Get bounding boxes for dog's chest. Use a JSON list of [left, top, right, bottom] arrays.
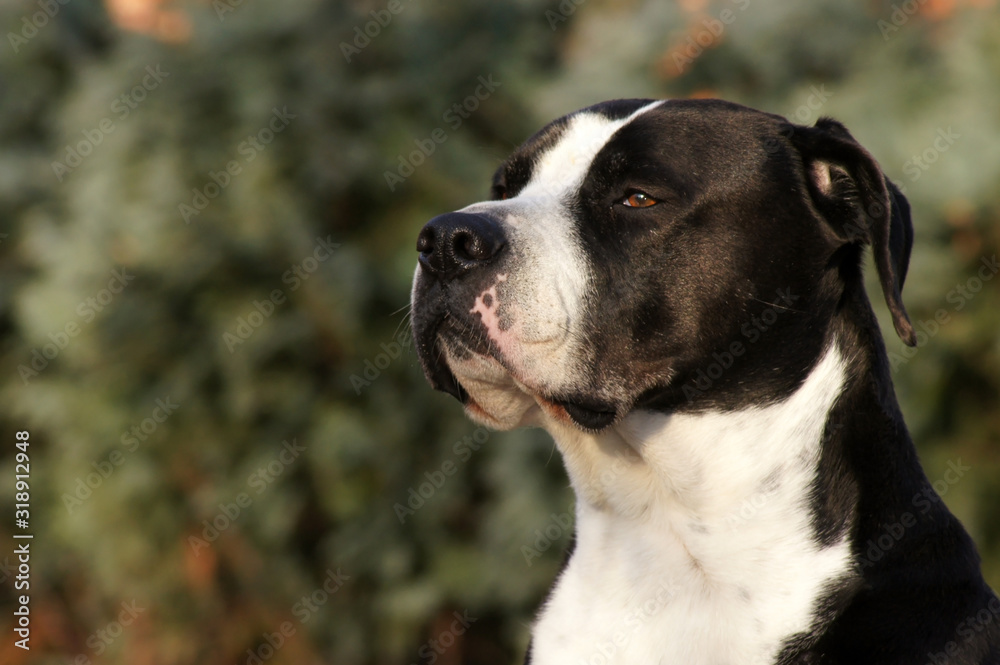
[[531, 348, 855, 664], [532, 496, 852, 664]]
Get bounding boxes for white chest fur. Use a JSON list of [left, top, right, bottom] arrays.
[[531, 346, 854, 665]]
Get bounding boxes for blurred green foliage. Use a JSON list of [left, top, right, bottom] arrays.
[[0, 1, 997, 663]]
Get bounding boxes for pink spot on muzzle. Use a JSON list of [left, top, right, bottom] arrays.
[[470, 274, 515, 358]]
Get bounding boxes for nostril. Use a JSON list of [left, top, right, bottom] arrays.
[[454, 230, 487, 261], [416, 228, 435, 255]]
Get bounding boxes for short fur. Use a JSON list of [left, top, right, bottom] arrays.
[[410, 98, 1000, 664]]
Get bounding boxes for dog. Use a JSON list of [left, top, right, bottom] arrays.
[[409, 98, 1000, 664]]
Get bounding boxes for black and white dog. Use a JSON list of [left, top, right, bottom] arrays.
[[410, 99, 1000, 664]]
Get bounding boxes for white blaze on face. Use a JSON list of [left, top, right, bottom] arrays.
[[522, 104, 663, 199], [457, 101, 664, 408]]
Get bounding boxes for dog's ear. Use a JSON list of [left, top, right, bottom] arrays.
[[789, 118, 917, 347]]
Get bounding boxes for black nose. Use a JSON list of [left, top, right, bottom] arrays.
[[416, 212, 506, 279]]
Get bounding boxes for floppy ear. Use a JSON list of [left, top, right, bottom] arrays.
[[790, 118, 917, 347]]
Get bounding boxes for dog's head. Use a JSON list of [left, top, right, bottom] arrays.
[[410, 99, 914, 432]]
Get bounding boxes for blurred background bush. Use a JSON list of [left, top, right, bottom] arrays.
[[0, 0, 998, 663]]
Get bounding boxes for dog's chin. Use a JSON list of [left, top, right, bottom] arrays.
[[439, 348, 620, 432], [442, 351, 541, 430]]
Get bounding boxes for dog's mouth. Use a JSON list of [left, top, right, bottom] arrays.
[[419, 331, 618, 431], [551, 398, 618, 430], [421, 339, 470, 403]]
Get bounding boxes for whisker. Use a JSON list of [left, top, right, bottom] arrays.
[[392, 309, 413, 340], [750, 298, 805, 314]]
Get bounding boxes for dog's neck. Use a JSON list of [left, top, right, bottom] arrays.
[[531, 343, 860, 664], [547, 342, 847, 524]]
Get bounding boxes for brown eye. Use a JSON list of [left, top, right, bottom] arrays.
[[622, 191, 657, 208]]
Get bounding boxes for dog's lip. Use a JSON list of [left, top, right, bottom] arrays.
[[443, 360, 618, 431], [424, 325, 620, 431], [548, 397, 618, 431], [518, 384, 617, 431], [423, 341, 470, 403]]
